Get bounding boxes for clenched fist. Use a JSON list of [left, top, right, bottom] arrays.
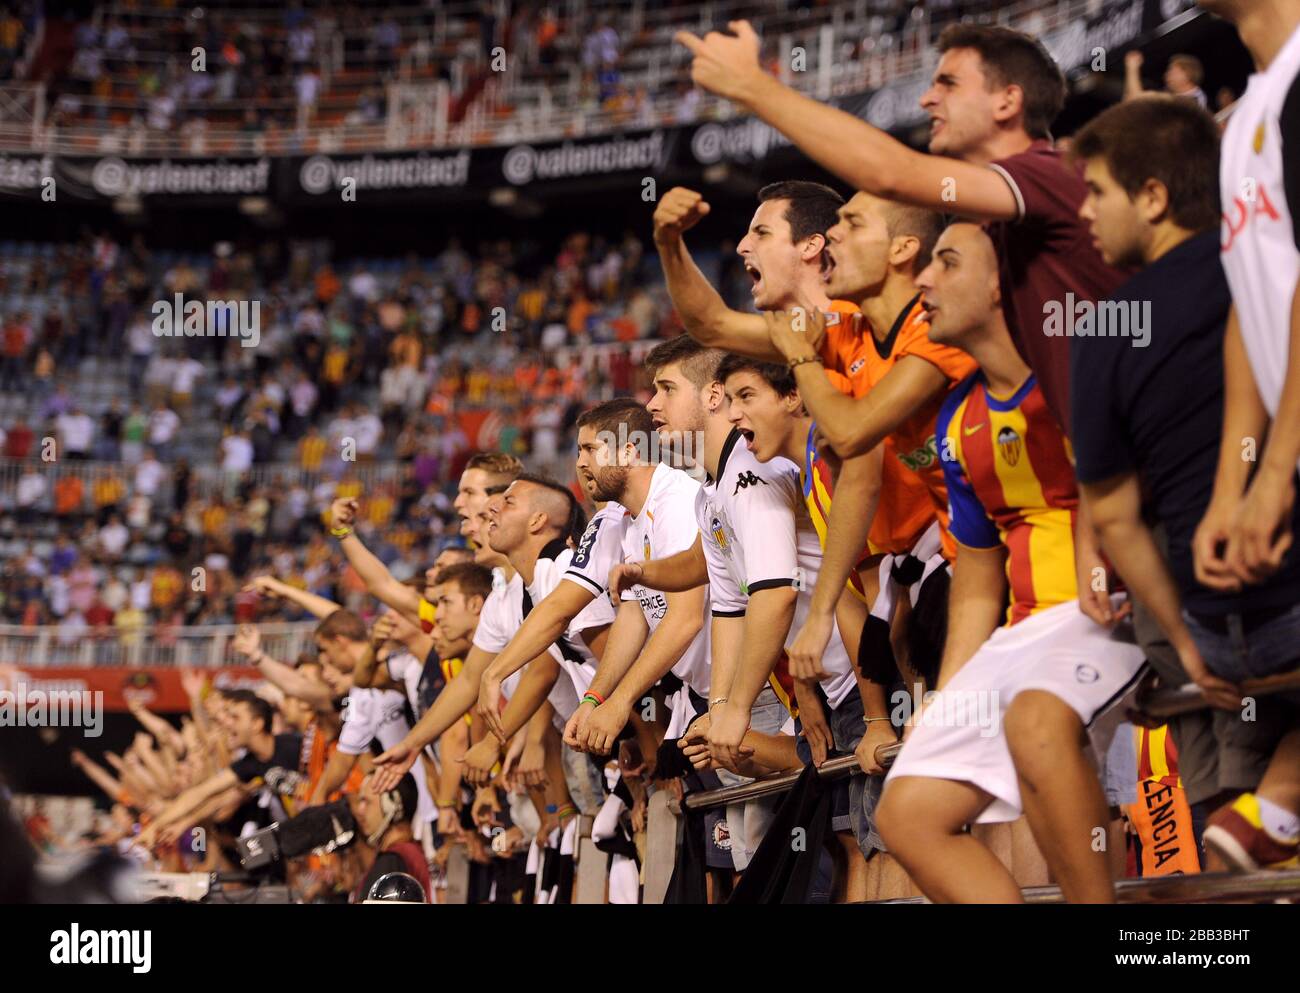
[[653, 187, 711, 246]]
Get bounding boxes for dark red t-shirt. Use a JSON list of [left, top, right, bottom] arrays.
[[985, 140, 1128, 435]]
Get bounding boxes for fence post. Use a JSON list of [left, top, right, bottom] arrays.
[[642, 788, 679, 904]]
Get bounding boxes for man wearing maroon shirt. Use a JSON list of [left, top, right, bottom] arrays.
[[677, 19, 1127, 623], [676, 21, 1124, 435]]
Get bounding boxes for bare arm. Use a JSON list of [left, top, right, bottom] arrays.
[[1194, 306, 1272, 590], [146, 767, 239, 835], [252, 651, 335, 712], [652, 188, 784, 360], [584, 587, 706, 755], [936, 543, 1007, 688], [482, 578, 595, 687], [308, 748, 358, 805], [788, 447, 884, 677], [1084, 472, 1243, 710], [608, 535, 710, 599], [676, 24, 1019, 220], [248, 575, 340, 620], [328, 498, 421, 620], [769, 318, 946, 462], [126, 701, 185, 757], [71, 750, 124, 802]]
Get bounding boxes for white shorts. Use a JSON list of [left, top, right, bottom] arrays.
[[885, 597, 1146, 824]]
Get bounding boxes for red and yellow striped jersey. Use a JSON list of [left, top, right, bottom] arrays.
[[937, 372, 1078, 625]]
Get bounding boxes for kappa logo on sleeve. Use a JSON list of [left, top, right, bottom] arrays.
[[732, 471, 766, 494]]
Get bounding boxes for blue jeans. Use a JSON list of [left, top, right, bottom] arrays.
[[795, 685, 886, 858], [1182, 603, 1300, 792], [716, 685, 789, 871], [1184, 602, 1300, 693]]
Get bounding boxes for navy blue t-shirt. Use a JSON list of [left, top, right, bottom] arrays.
[[1071, 230, 1300, 614]]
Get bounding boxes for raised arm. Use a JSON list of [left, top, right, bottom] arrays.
[[653, 186, 785, 360], [70, 749, 125, 803], [234, 624, 335, 713], [141, 767, 239, 841], [676, 22, 1019, 220], [328, 498, 421, 620], [126, 699, 185, 757], [246, 575, 340, 620]]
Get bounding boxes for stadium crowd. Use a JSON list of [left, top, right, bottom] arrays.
[[0, 223, 723, 635], [12, 0, 1300, 905]]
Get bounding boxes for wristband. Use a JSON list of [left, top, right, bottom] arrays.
[[581, 690, 604, 707], [864, 716, 892, 724], [556, 805, 578, 820], [545, 804, 558, 814], [786, 354, 824, 370], [709, 696, 728, 709], [330, 525, 353, 538]]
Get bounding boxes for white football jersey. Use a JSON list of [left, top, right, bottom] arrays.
[[697, 430, 855, 708], [1220, 21, 1300, 473], [473, 545, 599, 720], [619, 463, 712, 696], [338, 685, 435, 824]]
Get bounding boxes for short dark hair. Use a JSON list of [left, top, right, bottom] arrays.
[[314, 609, 368, 643], [225, 689, 274, 734], [513, 471, 588, 546], [576, 398, 655, 451], [644, 335, 724, 389], [938, 24, 1065, 140], [717, 353, 798, 398], [433, 561, 494, 600], [1072, 96, 1221, 232], [881, 202, 947, 274], [757, 181, 845, 243]]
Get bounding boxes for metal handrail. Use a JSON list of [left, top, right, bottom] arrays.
[[675, 665, 1300, 812], [871, 869, 1300, 904], [678, 744, 901, 813]]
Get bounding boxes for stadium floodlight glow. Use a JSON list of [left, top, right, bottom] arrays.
[[239, 197, 271, 216], [488, 187, 518, 207], [702, 163, 729, 184]]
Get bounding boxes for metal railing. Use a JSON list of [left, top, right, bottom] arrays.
[[0, 456, 408, 512], [0, 0, 1104, 156], [641, 669, 1300, 903], [0, 620, 317, 668]]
